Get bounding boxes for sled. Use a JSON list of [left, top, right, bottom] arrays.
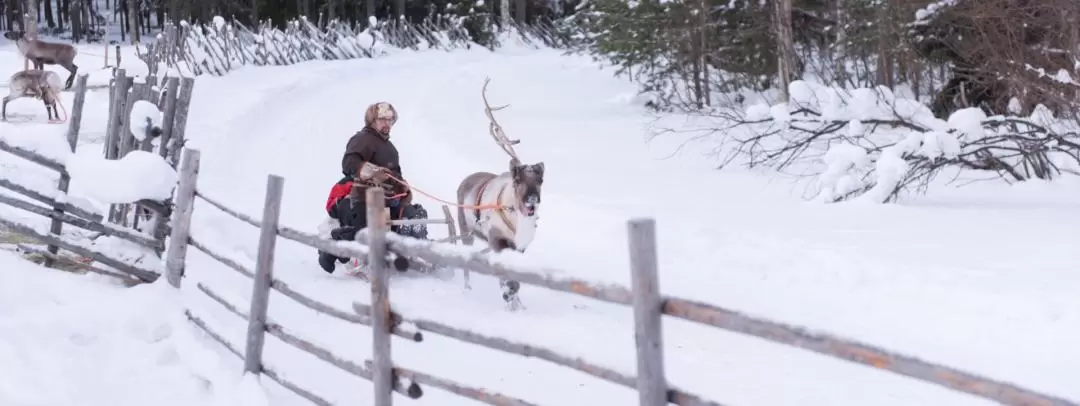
[[335, 204, 460, 278]]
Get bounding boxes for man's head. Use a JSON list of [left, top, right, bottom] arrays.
[[364, 102, 398, 136]]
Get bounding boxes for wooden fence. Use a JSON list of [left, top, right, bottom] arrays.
[[163, 147, 1076, 406], [0, 70, 194, 283]]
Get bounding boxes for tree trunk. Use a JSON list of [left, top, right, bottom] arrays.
[[42, 0, 53, 28], [499, 0, 509, 29], [127, 0, 140, 44], [772, 0, 796, 101]]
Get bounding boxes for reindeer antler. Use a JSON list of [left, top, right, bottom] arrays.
[[481, 77, 521, 161]]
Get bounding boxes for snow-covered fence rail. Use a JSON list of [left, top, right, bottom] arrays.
[[160, 146, 1076, 406], [138, 17, 572, 78], [0, 75, 166, 283]]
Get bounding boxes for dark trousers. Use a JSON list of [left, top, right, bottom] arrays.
[[323, 195, 428, 258]]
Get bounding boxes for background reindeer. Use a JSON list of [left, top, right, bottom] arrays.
[[455, 78, 545, 311], [2, 69, 63, 122], [3, 30, 79, 90]]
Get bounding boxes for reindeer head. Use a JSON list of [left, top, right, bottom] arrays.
[[509, 159, 544, 217], [3, 31, 26, 41]]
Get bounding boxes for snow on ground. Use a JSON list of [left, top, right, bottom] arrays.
[[0, 249, 268, 406], [1, 39, 1078, 406]]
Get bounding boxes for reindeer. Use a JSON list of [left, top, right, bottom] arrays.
[[455, 78, 545, 311], [2, 70, 64, 122], [3, 30, 79, 90]]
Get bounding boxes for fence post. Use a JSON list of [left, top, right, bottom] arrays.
[[158, 77, 181, 160], [366, 187, 393, 406], [163, 148, 200, 288], [627, 218, 667, 406], [44, 74, 89, 268], [244, 174, 285, 374], [168, 78, 196, 168]]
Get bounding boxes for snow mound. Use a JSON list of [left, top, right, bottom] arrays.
[[66, 149, 178, 205], [130, 100, 165, 141]]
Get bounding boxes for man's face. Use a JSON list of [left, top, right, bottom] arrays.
[[374, 117, 394, 134]]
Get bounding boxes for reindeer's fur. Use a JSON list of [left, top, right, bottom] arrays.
[[3, 31, 79, 89], [452, 77, 546, 310], [2, 70, 63, 121], [455, 160, 545, 251], [455, 159, 544, 307]]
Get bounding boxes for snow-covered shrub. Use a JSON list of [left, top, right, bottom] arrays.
[[708, 80, 1080, 203]]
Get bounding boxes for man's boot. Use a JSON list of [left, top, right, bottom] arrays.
[[318, 251, 337, 273]]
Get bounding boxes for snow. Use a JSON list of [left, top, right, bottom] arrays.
[[129, 100, 164, 140], [0, 40, 1078, 406], [66, 149, 178, 205], [0, 250, 246, 406]]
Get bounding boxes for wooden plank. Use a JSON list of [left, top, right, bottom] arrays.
[[164, 148, 200, 288], [243, 174, 284, 374], [0, 215, 159, 282], [168, 77, 195, 168], [46, 74, 91, 268], [366, 361, 535, 406], [158, 77, 180, 159], [195, 190, 262, 228], [17, 243, 140, 284], [194, 282, 420, 399], [0, 138, 66, 173], [183, 309, 335, 406], [0, 192, 163, 249], [627, 218, 667, 406], [358, 232, 635, 306], [0, 177, 102, 221], [660, 297, 1079, 406], [272, 278, 422, 342], [366, 187, 393, 406], [276, 224, 368, 263]]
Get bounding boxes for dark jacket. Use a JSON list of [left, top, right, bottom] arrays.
[[341, 126, 406, 198]]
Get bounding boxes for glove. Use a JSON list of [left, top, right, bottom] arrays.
[[358, 162, 390, 182]]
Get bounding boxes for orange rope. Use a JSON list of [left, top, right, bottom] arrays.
[[45, 87, 68, 125], [381, 172, 506, 211]]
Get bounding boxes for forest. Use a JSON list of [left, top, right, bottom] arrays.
[[2, 0, 1077, 203]]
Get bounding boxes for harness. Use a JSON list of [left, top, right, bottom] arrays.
[[474, 178, 516, 234]]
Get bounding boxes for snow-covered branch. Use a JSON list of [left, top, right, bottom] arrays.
[[705, 80, 1080, 203]]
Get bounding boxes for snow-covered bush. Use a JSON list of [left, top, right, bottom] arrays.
[[709, 80, 1080, 203]]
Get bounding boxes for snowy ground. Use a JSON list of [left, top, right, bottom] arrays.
[[1, 38, 1078, 406]]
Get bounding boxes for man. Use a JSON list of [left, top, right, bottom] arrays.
[[318, 101, 428, 274]]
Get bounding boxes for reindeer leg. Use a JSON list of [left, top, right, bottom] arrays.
[[491, 238, 523, 311], [1, 96, 10, 121], [63, 63, 78, 90]]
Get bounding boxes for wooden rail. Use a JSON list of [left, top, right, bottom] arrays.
[[159, 147, 1075, 406]]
